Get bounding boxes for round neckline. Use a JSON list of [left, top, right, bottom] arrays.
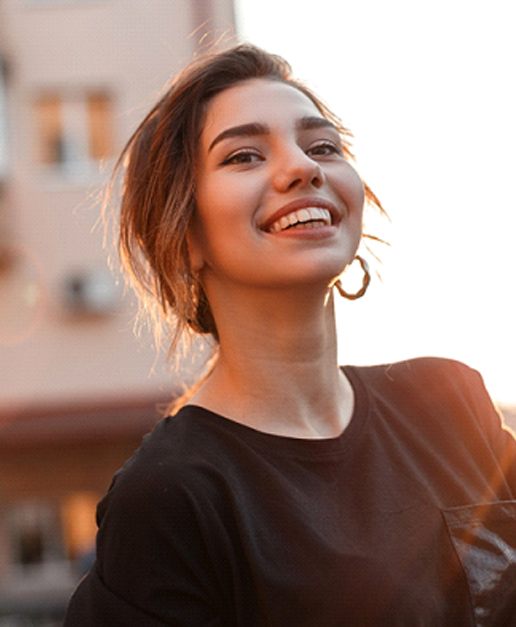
[[178, 365, 371, 459]]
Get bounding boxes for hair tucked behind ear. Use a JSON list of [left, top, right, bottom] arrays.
[[107, 43, 386, 363]]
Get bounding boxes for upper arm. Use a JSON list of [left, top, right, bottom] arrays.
[[64, 567, 175, 627], [65, 462, 226, 626]]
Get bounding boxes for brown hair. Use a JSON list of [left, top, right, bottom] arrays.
[[112, 43, 384, 357]]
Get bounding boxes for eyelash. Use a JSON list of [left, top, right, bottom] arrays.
[[221, 150, 262, 166], [307, 141, 343, 157], [220, 140, 343, 166]]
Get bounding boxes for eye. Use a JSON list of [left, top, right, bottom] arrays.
[[221, 149, 263, 166], [307, 141, 344, 157]]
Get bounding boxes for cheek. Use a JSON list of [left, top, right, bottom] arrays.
[[330, 165, 365, 220], [191, 188, 242, 266], [195, 172, 261, 249], [348, 166, 366, 207], [196, 171, 244, 223]]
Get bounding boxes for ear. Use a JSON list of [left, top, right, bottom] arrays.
[[186, 221, 205, 273]]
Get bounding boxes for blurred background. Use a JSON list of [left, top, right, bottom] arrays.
[[0, 0, 514, 624]]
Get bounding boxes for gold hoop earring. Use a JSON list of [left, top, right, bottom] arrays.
[[335, 255, 371, 300]]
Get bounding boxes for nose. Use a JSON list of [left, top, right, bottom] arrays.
[[271, 146, 324, 192]]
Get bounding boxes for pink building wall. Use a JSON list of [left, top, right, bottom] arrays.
[[0, 0, 235, 409]]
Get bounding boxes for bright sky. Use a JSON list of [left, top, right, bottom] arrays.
[[236, 0, 516, 405]]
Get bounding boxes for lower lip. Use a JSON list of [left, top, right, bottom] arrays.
[[264, 225, 338, 240]]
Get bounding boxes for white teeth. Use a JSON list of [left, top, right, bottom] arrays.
[[298, 208, 311, 223], [278, 215, 291, 231], [267, 207, 332, 233]]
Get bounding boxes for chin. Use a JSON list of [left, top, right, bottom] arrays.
[[268, 266, 350, 292]]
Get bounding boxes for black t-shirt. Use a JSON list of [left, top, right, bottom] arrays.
[[64, 358, 516, 626]]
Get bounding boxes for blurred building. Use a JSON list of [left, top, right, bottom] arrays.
[[0, 0, 235, 623]]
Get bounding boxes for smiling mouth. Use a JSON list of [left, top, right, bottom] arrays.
[[265, 207, 332, 233]]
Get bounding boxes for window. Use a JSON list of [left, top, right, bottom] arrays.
[[87, 93, 113, 161], [34, 90, 114, 175], [7, 501, 65, 573], [60, 492, 97, 563], [4, 493, 98, 582]]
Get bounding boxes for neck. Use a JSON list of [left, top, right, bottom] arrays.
[[189, 283, 354, 438]]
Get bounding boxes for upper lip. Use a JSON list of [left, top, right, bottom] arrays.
[[259, 196, 342, 232]]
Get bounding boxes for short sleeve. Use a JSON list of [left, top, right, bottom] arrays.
[[64, 450, 227, 626], [453, 361, 516, 497], [64, 567, 174, 626]]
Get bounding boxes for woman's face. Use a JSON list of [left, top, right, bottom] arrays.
[[189, 78, 365, 293]]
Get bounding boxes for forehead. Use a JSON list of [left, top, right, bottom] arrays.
[[201, 79, 322, 143]]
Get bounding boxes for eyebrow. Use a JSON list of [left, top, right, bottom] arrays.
[[207, 116, 338, 152]]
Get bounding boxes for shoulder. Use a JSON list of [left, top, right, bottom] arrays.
[[94, 409, 228, 583], [349, 355, 471, 380], [346, 356, 498, 436], [96, 405, 247, 531], [348, 356, 480, 398], [98, 408, 224, 519], [87, 410, 230, 622]]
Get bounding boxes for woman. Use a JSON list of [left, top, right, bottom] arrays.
[[65, 44, 516, 626]]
